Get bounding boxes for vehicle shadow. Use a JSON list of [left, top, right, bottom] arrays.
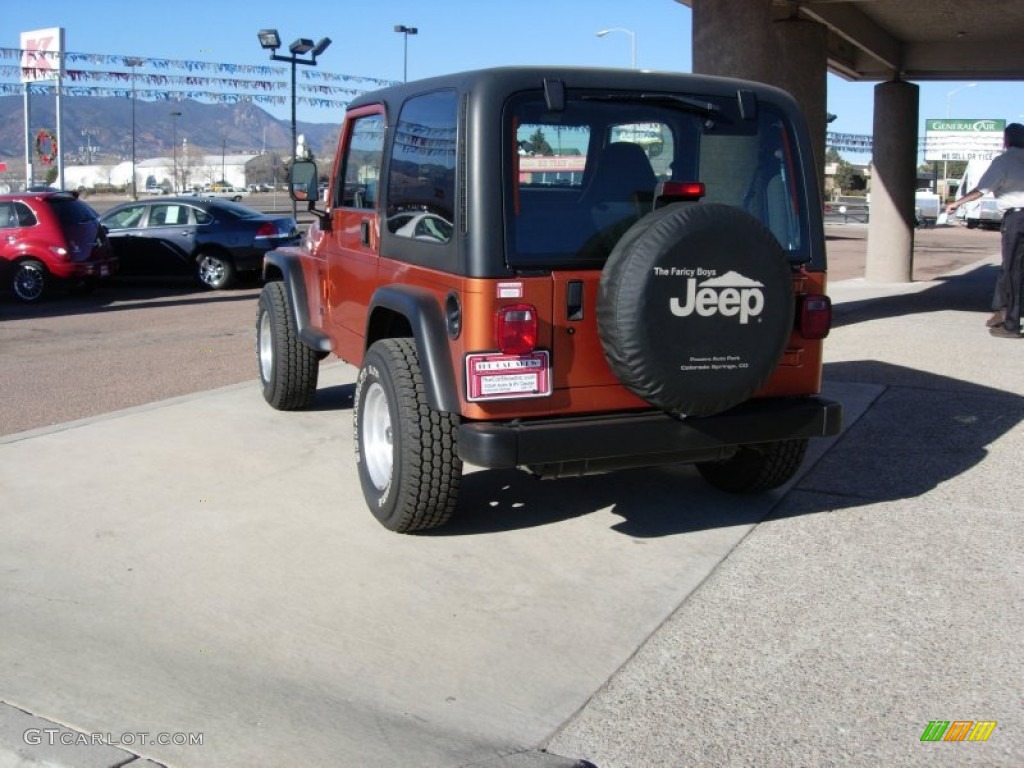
[[832, 262, 998, 328], [308, 383, 356, 412], [431, 360, 1023, 537], [0, 280, 260, 320]]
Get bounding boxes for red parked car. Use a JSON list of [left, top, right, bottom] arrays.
[[0, 190, 117, 302]]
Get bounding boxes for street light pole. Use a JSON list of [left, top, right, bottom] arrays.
[[944, 82, 976, 199], [126, 57, 144, 199], [257, 30, 331, 220], [394, 25, 418, 82], [170, 109, 182, 193], [596, 28, 637, 69]]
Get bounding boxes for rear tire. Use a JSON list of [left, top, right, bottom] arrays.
[[10, 259, 48, 303], [696, 438, 808, 493], [354, 338, 461, 533], [256, 280, 319, 410], [197, 251, 235, 289]]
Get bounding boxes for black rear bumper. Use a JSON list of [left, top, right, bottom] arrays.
[[457, 396, 842, 471]]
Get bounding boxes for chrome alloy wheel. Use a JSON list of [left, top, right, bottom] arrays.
[[12, 262, 45, 302], [258, 310, 273, 383], [197, 255, 226, 287], [362, 381, 393, 491]]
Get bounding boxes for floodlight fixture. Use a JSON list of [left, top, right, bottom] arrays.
[[312, 37, 332, 57], [289, 38, 315, 55], [257, 29, 281, 50]]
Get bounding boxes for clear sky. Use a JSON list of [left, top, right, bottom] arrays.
[[4, 0, 1023, 163]]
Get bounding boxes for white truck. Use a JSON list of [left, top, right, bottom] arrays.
[[954, 158, 998, 229]]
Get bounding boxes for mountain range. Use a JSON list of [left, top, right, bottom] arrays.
[[0, 95, 341, 170]]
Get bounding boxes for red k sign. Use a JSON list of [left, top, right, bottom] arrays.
[[20, 27, 64, 83]]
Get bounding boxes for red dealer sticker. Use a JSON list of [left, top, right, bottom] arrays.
[[466, 351, 551, 401]]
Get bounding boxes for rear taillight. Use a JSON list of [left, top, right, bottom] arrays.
[[495, 303, 538, 355], [799, 294, 832, 339], [254, 221, 278, 239]]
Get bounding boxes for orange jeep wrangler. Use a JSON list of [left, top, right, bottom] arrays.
[[257, 67, 841, 532]]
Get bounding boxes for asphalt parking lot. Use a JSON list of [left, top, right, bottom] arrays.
[[0, 214, 1001, 437], [1, 219, 1020, 767]]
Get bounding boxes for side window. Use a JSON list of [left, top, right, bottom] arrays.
[[150, 204, 188, 226], [340, 114, 385, 210], [105, 205, 146, 229], [386, 90, 457, 242], [0, 202, 14, 229], [15, 203, 38, 227]]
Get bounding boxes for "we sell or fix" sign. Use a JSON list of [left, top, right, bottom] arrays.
[[924, 118, 1006, 162]]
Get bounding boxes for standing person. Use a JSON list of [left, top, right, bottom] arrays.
[[946, 122, 1024, 339]]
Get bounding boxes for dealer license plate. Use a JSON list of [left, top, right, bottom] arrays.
[[465, 351, 551, 401]]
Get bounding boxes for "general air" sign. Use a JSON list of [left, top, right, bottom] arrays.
[[924, 119, 1006, 162]]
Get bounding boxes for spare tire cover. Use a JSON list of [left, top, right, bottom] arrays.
[[597, 202, 794, 418]]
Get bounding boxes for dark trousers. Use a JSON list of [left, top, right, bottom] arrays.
[[996, 209, 1024, 332]]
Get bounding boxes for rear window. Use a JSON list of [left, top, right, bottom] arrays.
[[49, 197, 99, 227], [210, 201, 259, 219], [508, 90, 806, 268]]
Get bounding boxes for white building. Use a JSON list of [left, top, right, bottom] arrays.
[[62, 153, 257, 193]]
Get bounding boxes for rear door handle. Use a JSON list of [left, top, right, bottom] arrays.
[[360, 219, 370, 246], [566, 280, 584, 321]]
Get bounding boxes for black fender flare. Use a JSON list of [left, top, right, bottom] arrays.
[[262, 250, 331, 353], [367, 285, 459, 414]]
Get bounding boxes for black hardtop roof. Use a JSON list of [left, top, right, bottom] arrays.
[[345, 65, 797, 117]]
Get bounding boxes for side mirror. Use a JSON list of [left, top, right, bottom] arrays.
[[290, 160, 319, 203]]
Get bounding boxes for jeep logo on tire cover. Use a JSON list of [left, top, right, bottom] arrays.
[[669, 271, 765, 324], [597, 202, 795, 418]]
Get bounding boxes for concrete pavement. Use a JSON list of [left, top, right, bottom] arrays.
[[2, 228, 1021, 767], [547, 254, 1024, 767]]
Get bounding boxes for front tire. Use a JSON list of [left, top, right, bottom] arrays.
[[10, 259, 48, 302], [354, 338, 461, 533], [196, 251, 236, 289], [696, 438, 808, 493], [256, 280, 319, 410]]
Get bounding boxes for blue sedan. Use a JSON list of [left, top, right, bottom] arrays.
[[100, 197, 300, 289]]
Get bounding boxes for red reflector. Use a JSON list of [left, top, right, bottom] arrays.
[[659, 181, 705, 199], [800, 294, 832, 339], [495, 303, 538, 355]]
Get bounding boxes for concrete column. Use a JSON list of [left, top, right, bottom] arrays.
[[865, 80, 919, 282], [691, 0, 828, 194], [692, 0, 772, 81]]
